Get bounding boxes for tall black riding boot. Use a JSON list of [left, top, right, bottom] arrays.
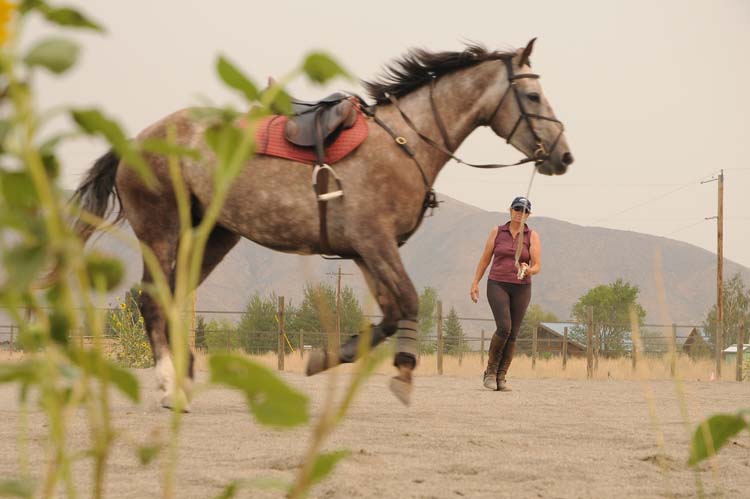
[[483, 333, 505, 390], [497, 340, 516, 392]]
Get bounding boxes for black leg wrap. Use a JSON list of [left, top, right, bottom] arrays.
[[393, 318, 419, 368], [339, 324, 389, 363]]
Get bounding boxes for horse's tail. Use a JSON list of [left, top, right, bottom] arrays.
[[70, 149, 124, 243]]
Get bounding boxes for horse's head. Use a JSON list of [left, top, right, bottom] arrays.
[[485, 39, 573, 175]]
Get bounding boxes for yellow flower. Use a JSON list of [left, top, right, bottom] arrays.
[[120, 303, 126, 310], [0, 1, 15, 46]]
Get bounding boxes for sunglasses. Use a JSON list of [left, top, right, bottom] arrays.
[[512, 206, 530, 213]]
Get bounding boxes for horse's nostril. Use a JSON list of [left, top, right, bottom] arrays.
[[561, 152, 574, 166]]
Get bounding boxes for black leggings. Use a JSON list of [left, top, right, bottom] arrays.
[[486, 280, 532, 344]]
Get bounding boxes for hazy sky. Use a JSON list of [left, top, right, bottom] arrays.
[[28, 0, 749, 267]]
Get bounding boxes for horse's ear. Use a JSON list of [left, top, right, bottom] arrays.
[[519, 38, 537, 67]]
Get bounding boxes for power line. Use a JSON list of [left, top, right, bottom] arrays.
[[590, 173, 716, 225]]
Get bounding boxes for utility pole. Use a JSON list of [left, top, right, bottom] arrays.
[[703, 170, 724, 377], [326, 265, 354, 350]]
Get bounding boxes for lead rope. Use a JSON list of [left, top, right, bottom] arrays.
[[515, 167, 537, 279]]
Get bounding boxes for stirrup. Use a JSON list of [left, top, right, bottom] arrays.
[[312, 164, 344, 201]]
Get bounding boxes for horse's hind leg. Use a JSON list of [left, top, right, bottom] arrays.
[[141, 224, 239, 410]]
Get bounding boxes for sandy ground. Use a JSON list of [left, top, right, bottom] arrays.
[[1, 360, 749, 499]]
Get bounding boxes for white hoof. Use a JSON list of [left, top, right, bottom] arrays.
[[155, 354, 192, 412]]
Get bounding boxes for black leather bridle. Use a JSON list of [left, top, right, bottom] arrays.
[[384, 56, 565, 170]]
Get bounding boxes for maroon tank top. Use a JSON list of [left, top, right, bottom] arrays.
[[488, 222, 532, 284]]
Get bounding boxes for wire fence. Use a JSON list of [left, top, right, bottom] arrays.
[[1, 302, 747, 381]]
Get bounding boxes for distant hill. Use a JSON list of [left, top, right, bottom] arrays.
[[90, 194, 749, 328]]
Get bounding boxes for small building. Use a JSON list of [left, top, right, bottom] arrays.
[[722, 344, 750, 364], [530, 322, 587, 357], [678, 327, 712, 357]]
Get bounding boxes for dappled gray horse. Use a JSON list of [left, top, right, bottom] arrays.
[[72, 40, 573, 408]]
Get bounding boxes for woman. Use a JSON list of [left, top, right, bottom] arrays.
[[470, 196, 541, 391]]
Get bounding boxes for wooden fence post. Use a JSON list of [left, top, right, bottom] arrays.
[[586, 306, 594, 379], [299, 332, 304, 359], [562, 326, 568, 371], [593, 322, 599, 371], [437, 301, 443, 375], [458, 333, 463, 367], [532, 324, 538, 369], [480, 329, 485, 367], [737, 321, 745, 382], [669, 322, 677, 378], [277, 296, 285, 371], [9, 325, 14, 351]]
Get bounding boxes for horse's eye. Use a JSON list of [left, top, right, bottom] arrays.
[[527, 93, 541, 103]]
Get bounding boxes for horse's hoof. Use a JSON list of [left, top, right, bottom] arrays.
[[160, 391, 191, 413], [389, 376, 412, 406], [306, 349, 329, 376]]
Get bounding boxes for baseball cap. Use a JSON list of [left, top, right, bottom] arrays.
[[510, 196, 532, 212]]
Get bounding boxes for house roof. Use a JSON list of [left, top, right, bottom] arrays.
[[538, 322, 587, 350], [723, 344, 750, 354]]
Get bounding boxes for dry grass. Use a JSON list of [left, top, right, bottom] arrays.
[[4, 349, 738, 382]]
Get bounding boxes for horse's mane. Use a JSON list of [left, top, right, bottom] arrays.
[[363, 44, 517, 104]]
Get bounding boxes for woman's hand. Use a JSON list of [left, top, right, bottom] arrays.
[[470, 282, 479, 303]]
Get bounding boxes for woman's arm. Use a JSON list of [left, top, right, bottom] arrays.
[[525, 229, 542, 276], [470, 227, 498, 303]]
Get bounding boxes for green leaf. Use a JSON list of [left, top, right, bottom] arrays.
[[108, 362, 140, 403], [302, 52, 350, 85], [3, 244, 47, 289], [309, 450, 350, 487], [688, 412, 750, 465], [49, 310, 70, 346], [217, 56, 259, 102], [1, 171, 39, 210], [71, 109, 157, 188], [137, 444, 160, 466], [269, 88, 292, 116], [85, 253, 124, 291], [74, 350, 140, 403], [139, 138, 201, 160], [214, 481, 239, 499], [41, 6, 104, 32], [0, 119, 11, 153], [0, 361, 40, 385], [204, 122, 253, 174], [209, 353, 308, 427], [24, 37, 80, 74], [0, 478, 34, 498]]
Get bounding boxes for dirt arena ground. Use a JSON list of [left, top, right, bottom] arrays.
[[1, 355, 749, 498]]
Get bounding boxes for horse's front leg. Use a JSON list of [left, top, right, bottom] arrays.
[[306, 249, 420, 405], [305, 258, 398, 372], [354, 241, 420, 405]]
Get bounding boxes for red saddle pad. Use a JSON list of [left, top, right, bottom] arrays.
[[248, 110, 369, 164]]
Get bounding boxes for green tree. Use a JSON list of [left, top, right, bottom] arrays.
[[703, 272, 750, 348], [204, 319, 240, 352], [443, 306, 466, 354], [417, 287, 438, 353], [236, 292, 280, 353], [571, 279, 646, 355], [340, 285, 365, 336], [290, 282, 363, 348], [519, 304, 559, 340], [195, 315, 207, 350]]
